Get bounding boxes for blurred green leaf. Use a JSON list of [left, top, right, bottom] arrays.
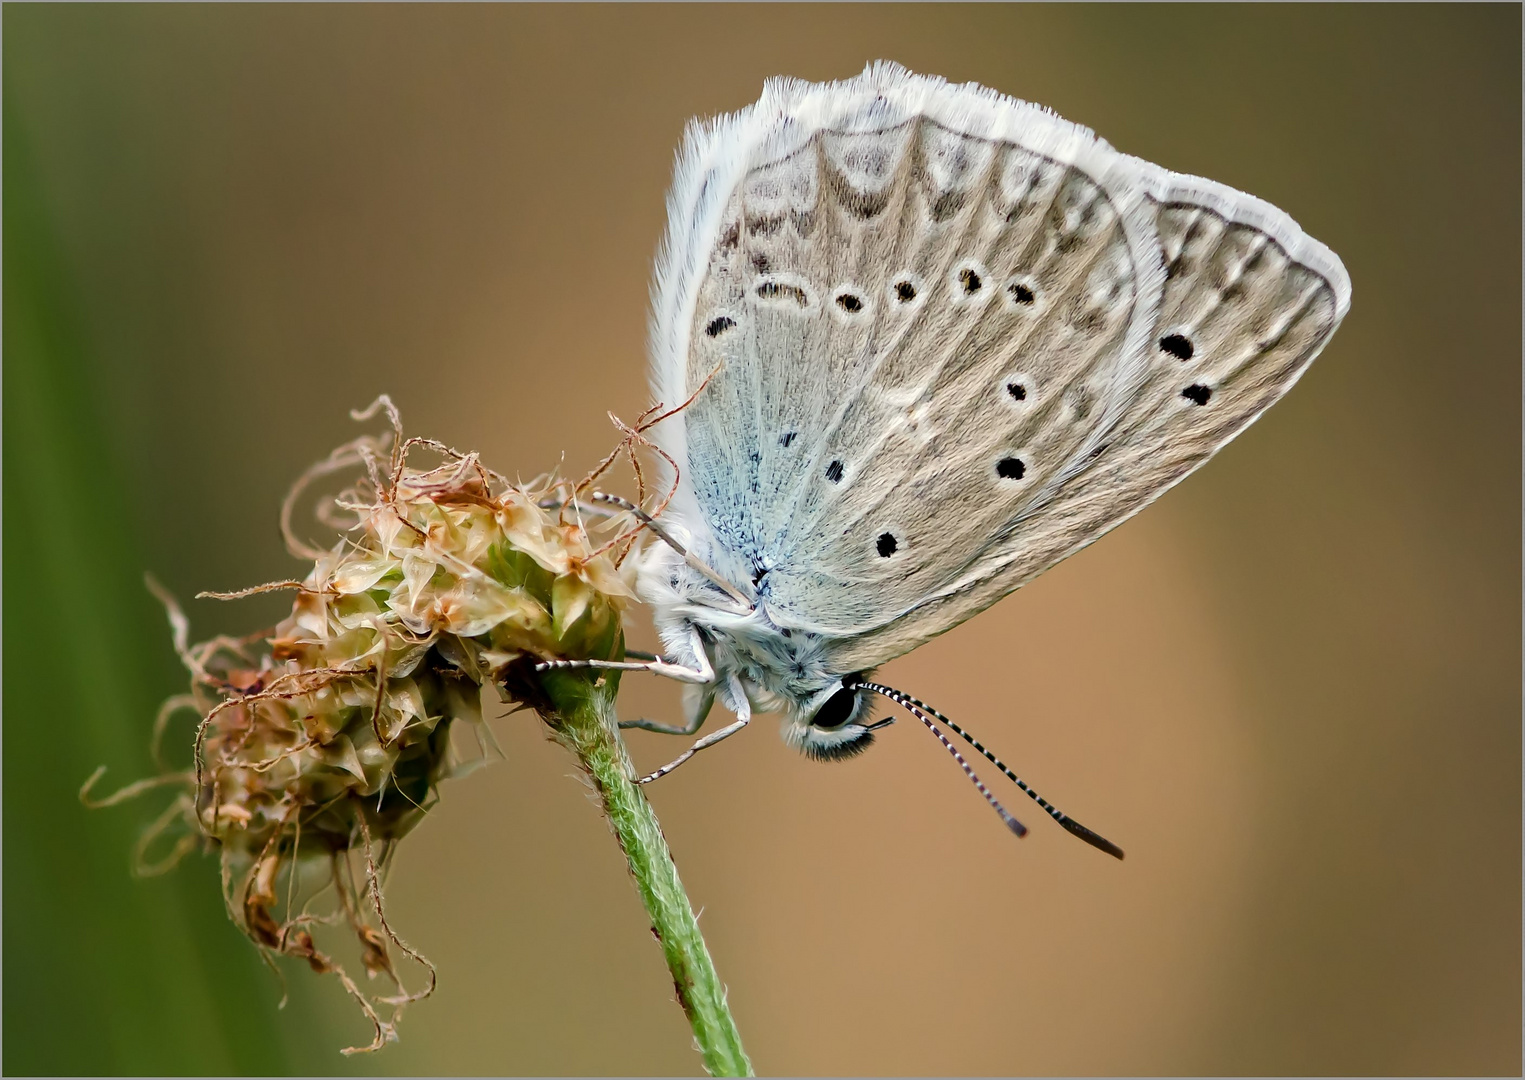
[[2, 88, 292, 1075]]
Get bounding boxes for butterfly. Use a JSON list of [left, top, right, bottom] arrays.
[[540, 62, 1350, 858]]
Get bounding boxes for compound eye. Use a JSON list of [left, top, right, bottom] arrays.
[[810, 687, 858, 729]]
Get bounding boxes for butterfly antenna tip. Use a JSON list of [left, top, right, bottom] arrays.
[[861, 681, 1123, 860]]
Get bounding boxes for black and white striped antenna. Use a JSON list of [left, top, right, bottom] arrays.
[[859, 682, 1125, 860]]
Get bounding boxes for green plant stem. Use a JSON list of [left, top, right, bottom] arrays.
[[539, 668, 752, 1078]]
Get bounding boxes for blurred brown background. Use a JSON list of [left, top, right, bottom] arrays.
[[4, 5, 1519, 1075]]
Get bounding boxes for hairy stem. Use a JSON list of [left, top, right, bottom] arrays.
[[539, 667, 752, 1077]]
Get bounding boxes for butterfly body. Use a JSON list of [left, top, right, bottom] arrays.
[[615, 62, 1348, 798], [638, 539, 884, 759]]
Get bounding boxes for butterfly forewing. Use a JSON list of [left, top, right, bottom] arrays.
[[675, 95, 1163, 630]]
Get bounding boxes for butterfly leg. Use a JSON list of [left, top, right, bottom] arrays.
[[537, 490, 752, 612], [620, 683, 714, 735], [534, 655, 711, 682], [534, 624, 715, 685], [636, 685, 750, 785], [586, 492, 753, 612], [535, 495, 624, 521]]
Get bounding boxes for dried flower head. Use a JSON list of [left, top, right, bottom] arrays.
[[85, 397, 640, 1053]]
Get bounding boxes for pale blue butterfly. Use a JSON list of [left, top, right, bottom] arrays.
[[540, 62, 1350, 857]]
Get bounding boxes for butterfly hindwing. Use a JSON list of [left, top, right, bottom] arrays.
[[660, 65, 1165, 631], [767, 128, 1160, 634], [646, 63, 1348, 677]]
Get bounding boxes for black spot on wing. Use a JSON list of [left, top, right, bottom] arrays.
[[1159, 333, 1194, 360]]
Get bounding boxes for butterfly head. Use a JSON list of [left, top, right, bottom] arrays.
[[781, 674, 891, 762]]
